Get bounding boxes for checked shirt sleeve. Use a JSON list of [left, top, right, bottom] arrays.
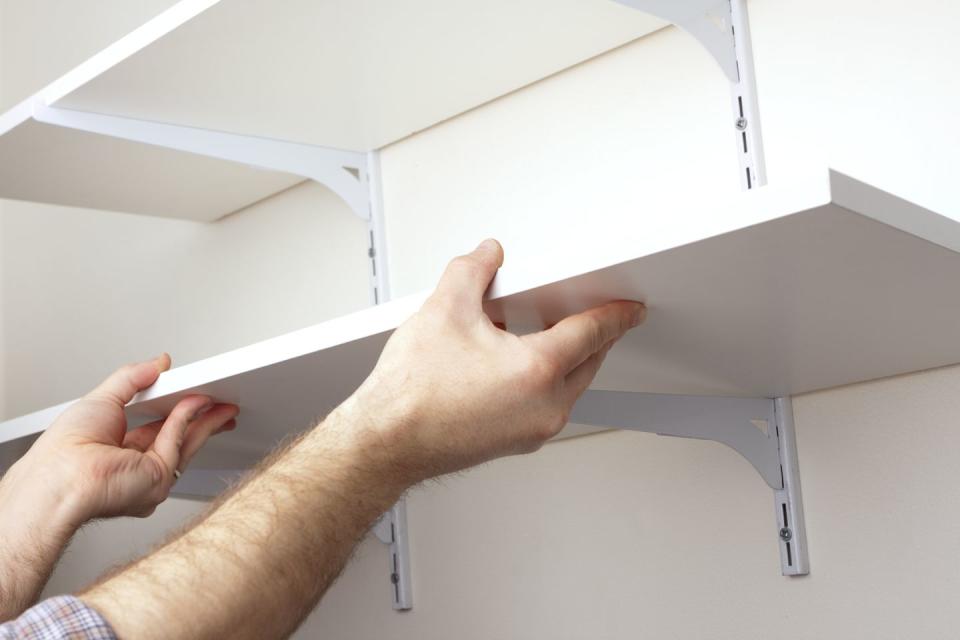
[[0, 596, 117, 639]]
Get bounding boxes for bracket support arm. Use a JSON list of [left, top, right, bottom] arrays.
[[31, 103, 372, 220], [570, 390, 809, 576]]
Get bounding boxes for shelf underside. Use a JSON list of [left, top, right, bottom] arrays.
[[0, 118, 303, 220], [3, 171, 960, 469], [52, 0, 664, 151], [0, 0, 665, 220]]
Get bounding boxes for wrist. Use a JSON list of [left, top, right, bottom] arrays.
[[2, 452, 90, 533], [316, 390, 422, 494]]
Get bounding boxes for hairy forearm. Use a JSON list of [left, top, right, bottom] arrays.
[[81, 403, 408, 639], [0, 459, 81, 620]]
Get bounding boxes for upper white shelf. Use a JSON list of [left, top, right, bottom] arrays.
[[4, 170, 960, 469], [53, 0, 665, 151], [0, 0, 665, 220]]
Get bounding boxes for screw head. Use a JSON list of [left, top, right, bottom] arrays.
[[779, 527, 793, 542], [390, 572, 400, 585], [735, 117, 749, 131]]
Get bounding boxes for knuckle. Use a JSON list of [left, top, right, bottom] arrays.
[[585, 315, 606, 352], [136, 505, 158, 519], [520, 438, 545, 455], [114, 363, 136, 381], [524, 410, 567, 451], [451, 255, 482, 277], [518, 352, 554, 388], [422, 293, 456, 318], [542, 408, 569, 440]]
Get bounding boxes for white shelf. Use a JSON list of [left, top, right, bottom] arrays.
[[0, 0, 666, 220], [4, 170, 960, 470], [53, 0, 665, 151]]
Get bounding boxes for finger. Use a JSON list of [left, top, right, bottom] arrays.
[[149, 395, 212, 477], [122, 419, 165, 452], [177, 404, 240, 472], [526, 301, 645, 374], [88, 353, 172, 406], [563, 339, 618, 407], [428, 239, 504, 315]]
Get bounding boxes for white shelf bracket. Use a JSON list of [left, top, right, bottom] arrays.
[[611, 0, 767, 189], [362, 151, 391, 305], [372, 500, 414, 610], [365, 150, 413, 610], [570, 390, 809, 575], [30, 103, 373, 220]]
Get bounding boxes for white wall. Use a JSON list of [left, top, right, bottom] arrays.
[[0, 185, 370, 418], [4, 1, 960, 638]]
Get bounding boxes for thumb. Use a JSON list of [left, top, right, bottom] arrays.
[[429, 239, 504, 314], [88, 354, 171, 406]]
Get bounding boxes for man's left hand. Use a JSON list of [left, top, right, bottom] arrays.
[[16, 354, 238, 524]]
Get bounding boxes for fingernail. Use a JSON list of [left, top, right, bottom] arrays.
[[155, 353, 171, 373], [478, 238, 498, 252], [191, 401, 214, 420], [630, 303, 646, 328]]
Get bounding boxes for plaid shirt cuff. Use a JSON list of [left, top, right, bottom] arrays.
[[0, 596, 117, 639]]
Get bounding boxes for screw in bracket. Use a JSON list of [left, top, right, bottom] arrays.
[[735, 117, 749, 131], [779, 527, 793, 542], [390, 572, 400, 585]]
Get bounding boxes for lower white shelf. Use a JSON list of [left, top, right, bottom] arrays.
[[3, 169, 960, 475]]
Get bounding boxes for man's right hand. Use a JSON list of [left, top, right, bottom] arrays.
[[339, 238, 645, 485]]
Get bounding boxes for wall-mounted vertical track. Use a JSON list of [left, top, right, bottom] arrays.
[[773, 397, 808, 575], [365, 150, 414, 611], [611, 0, 767, 189], [729, 0, 766, 189], [362, 151, 391, 305]]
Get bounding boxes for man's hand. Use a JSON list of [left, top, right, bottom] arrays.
[[0, 356, 237, 620], [18, 354, 239, 523], [80, 240, 645, 639], [341, 238, 645, 482]]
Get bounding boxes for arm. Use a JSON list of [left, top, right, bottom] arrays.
[[81, 239, 645, 639], [0, 355, 237, 621]]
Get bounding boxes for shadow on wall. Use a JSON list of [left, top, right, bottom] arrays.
[[0, 434, 37, 473]]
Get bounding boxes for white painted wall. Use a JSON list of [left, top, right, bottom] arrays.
[[0, 186, 370, 419], [3, 1, 960, 638]]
